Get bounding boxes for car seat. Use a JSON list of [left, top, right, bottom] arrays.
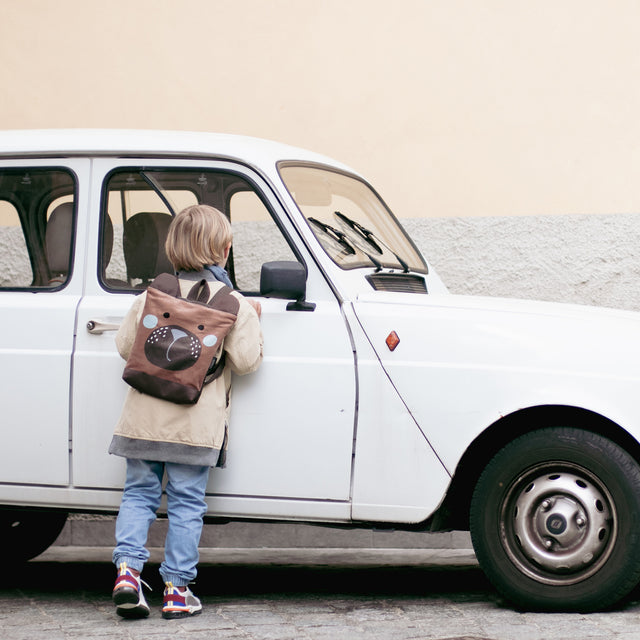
[[123, 211, 173, 287]]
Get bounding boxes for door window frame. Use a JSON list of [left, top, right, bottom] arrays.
[[97, 162, 306, 296]]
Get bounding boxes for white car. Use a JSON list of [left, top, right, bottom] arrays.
[[2, 129, 640, 611]]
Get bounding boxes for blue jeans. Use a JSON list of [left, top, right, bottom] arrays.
[[112, 459, 211, 586]]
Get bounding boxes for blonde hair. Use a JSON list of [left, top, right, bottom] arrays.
[[165, 204, 233, 271]]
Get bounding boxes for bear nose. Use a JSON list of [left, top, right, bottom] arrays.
[[166, 328, 188, 361], [171, 328, 187, 341]]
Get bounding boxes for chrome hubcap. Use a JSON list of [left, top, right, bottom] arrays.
[[503, 467, 615, 585]]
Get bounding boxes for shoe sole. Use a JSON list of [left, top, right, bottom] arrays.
[[116, 604, 150, 619], [114, 587, 149, 619], [113, 587, 139, 607], [162, 608, 203, 620]]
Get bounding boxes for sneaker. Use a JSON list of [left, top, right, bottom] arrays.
[[162, 582, 203, 619], [112, 562, 150, 619]]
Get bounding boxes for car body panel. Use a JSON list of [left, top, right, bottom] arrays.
[[345, 302, 451, 523], [353, 292, 640, 473], [0, 129, 639, 535], [0, 157, 90, 486]]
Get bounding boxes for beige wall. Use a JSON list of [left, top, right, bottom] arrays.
[[1, 0, 639, 219]]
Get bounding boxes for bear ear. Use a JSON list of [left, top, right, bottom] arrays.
[[143, 314, 159, 329], [202, 335, 218, 348]]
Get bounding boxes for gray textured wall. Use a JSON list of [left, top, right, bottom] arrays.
[[404, 214, 640, 312], [0, 227, 31, 288]]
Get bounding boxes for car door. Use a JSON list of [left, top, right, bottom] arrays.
[[71, 158, 356, 519], [0, 158, 90, 486]]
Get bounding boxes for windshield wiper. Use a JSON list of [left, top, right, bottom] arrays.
[[334, 211, 383, 254], [309, 217, 383, 271], [334, 211, 410, 272], [308, 218, 356, 255]]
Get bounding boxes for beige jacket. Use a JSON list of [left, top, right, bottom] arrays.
[[109, 274, 263, 467]]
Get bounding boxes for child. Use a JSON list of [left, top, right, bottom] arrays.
[[109, 204, 263, 619]]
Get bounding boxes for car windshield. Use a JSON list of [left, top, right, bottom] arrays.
[[279, 164, 427, 273]]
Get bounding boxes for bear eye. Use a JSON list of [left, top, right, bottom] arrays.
[[198, 324, 204, 331], [163, 312, 170, 318]]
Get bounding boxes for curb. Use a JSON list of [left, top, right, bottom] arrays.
[[53, 517, 473, 552], [40, 545, 478, 568]]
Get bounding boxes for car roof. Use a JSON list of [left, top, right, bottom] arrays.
[[0, 129, 354, 173]]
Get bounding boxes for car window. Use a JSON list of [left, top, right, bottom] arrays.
[[0, 168, 76, 289], [229, 189, 297, 292], [279, 163, 427, 274], [101, 168, 297, 293]]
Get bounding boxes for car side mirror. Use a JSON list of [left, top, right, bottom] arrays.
[[260, 261, 316, 311]]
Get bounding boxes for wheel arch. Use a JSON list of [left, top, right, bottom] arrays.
[[428, 404, 640, 532]]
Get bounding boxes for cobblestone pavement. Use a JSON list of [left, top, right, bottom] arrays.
[[3, 547, 640, 639]]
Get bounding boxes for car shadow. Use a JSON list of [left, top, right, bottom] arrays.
[[8, 560, 494, 605]]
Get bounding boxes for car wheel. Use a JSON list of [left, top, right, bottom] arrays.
[[470, 427, 640, 611], [0, 509, 67, 563]]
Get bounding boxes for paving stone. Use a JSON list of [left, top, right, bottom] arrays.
[[3, 548, 640, 639]]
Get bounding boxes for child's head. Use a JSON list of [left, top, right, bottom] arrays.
[[165, 204, 233, 271]]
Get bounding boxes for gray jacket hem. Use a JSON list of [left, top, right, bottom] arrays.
[[109, 435, 222, 467]]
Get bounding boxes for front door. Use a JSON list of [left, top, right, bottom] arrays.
[[71, 159, 356, 518]]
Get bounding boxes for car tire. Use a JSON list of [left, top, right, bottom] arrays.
[[0, 509, 67, 563], [470, 427, 640, 611]]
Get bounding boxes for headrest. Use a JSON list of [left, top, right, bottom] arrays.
[[123, 212, 173, 282], [46, 202, 74, 275]]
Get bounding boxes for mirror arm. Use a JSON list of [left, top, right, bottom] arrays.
[[286, 298, 316, 312]]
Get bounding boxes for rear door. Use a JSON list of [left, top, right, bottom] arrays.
[[0, 159, 89, 486]]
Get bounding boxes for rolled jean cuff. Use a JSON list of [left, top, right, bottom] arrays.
[[112, 554, 145, 573], [159, 571, 191, 587]]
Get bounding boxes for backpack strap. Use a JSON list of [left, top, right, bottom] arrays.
[[201, 286, 239, 385], [203, 351, 227, 384]]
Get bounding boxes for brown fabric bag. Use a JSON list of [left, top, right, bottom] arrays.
[[122, 273, 239, 404]]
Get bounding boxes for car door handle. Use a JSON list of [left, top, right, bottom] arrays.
[[86, 319, 121, 334]]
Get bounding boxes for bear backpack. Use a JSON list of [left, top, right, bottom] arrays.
[[122, 273, 239, 404]]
